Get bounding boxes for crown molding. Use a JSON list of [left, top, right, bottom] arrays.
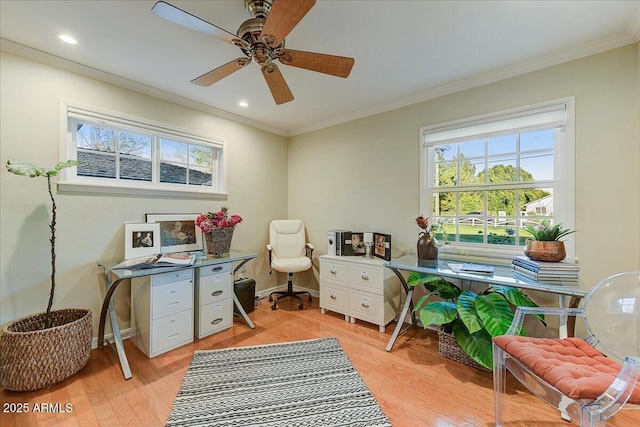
[[289, 29, 639, 137], [0, 38, 288, 137]]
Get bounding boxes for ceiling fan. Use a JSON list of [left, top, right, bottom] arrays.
[[152, 0, 355, 105]]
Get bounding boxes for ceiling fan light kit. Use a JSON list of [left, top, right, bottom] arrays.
[[152, 0, 355, 105]]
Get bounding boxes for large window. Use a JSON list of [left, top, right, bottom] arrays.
[[59, 101, 226, 197], [420, 98, 575, 261]]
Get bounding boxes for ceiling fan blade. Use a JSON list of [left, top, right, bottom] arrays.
[[191, 58, 250, 87], [259, 0, 315, 47], [152, 1, 241, 45], [261, 64, 294, 105], [278, 49, 354, 78]]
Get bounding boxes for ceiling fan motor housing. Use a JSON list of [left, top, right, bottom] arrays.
[[245, 0, 273, 19], [236, 16, 284, 68]]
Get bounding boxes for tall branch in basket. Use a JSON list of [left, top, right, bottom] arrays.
[[6, 159, 79, 328]]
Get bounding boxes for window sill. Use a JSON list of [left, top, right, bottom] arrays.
[[58, 181, 228, 200]]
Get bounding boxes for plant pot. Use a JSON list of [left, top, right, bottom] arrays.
[[0, 308, 92, 391], [204, 227, 234, 257], [437, 329, 490, 371], [524, 240, 566, 262]]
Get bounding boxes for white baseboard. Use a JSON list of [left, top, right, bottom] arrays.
[[91, 327, 134, 349]]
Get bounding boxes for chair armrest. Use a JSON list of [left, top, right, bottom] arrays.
[[506, 306, 585, 336], [306, 243, 314, 259]]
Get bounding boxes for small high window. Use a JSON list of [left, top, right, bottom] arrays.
[[60, 101, 226, 197]]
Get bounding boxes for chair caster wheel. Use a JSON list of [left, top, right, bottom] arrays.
[[271, 303, 277, 310], [298, 304, 304, 310], [268, 296, 273, 302], [308, 295, 312, 302]]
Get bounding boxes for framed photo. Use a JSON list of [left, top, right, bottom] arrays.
[[124, 223, 161, 259], [373, 233, 392, 261], [350, 232, 366, 255], [145, 213, 203, 253]]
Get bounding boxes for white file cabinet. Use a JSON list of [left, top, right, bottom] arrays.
[[131, 269, 194, 358], [194, 262, 234, 339], [319, 255, 401, 332]]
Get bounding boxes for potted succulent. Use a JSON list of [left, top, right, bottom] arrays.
[[522, 219, 576, 262], [0, 159, 92, 391], [408, 272, 545, 370]]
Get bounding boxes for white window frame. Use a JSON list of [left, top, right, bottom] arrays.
[[58, 99, 227, 199], [419, 97, 576, 263]]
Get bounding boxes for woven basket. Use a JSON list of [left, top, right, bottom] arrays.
[[204, 227, 234, 257], [0, 308, 92, 391], [437, 329, 490, 372]]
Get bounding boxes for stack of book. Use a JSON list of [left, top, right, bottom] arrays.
[[511, 255, 579, 282]]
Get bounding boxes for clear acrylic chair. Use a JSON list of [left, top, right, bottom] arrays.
[[493, 271, 640, 426]]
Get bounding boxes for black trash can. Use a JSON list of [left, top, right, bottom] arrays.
[[234, 278, 256, 315]]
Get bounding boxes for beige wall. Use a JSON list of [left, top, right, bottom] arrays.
[[289, 44, 640, 293], [2, 43, 639, 340], [0, 52, 288, 333]]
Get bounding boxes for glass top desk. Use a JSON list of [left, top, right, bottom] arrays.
[[383, 254, 590, 352], [98, 250, 257, 379]]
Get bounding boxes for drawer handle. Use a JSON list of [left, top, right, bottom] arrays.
[[330, 268, 337, 274], [168, 301, 180, 308], [211, 318, 223, 325], [330, 293, 337, 300], [212, 266, 223, 272], [169, 290, 176, 294], [211, 290, 224, 297], [168, 333, 179, 340], [361, 301, 370, 308], [361, 274, 369, 280]]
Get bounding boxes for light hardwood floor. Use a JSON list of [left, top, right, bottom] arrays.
[[1, 297, 638, 427]]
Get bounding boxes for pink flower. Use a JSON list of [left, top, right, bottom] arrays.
[[195, 207, 243, 232]]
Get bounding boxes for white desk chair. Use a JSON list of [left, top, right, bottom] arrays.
[[266, 220, 313, 310], [493, 271, 640, 426]]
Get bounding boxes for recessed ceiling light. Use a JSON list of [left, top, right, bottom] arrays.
[[58, 34, 78, 45], [238, 101, 249, 107]]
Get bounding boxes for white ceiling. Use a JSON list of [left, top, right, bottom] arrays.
[[1, 1, 639, 136]]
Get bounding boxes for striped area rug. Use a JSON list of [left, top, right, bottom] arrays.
[[166, 337, 391, 427]]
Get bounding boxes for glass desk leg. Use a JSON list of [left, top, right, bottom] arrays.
[[102, 272, 132, 380]]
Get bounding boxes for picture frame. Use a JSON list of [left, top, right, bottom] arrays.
[[373, 233, 392, 261], [350, 232, 366, 255], [145, 213, 203, 253], [124, 223, 161, 260]]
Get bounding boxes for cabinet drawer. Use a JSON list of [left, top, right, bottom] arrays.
[[152, 279, 193, 320], [349, 289, 382, 324], [151, 309, 193, 355], [197, 298, 233, 338], [348, 264, 383, 293], [153, 269, 193, 286], [320, 259, 348, 282], [320, 282, 348, 313], [197, 270, 233, 305], [199, 262, 232, 277]]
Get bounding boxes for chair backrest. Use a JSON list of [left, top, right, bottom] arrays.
[[269, 220, 306, 259], [584, 271, 640, 360]]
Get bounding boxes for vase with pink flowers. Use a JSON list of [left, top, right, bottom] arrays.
[[196, 207, 243, 257]]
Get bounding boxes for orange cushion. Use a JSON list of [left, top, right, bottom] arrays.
[[493, 336, 640, 405]]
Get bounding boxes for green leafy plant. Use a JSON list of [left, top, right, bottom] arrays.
[[408, 272, 545, 370], [6, 159, 80, 328], [523, 219, 576, 241]]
